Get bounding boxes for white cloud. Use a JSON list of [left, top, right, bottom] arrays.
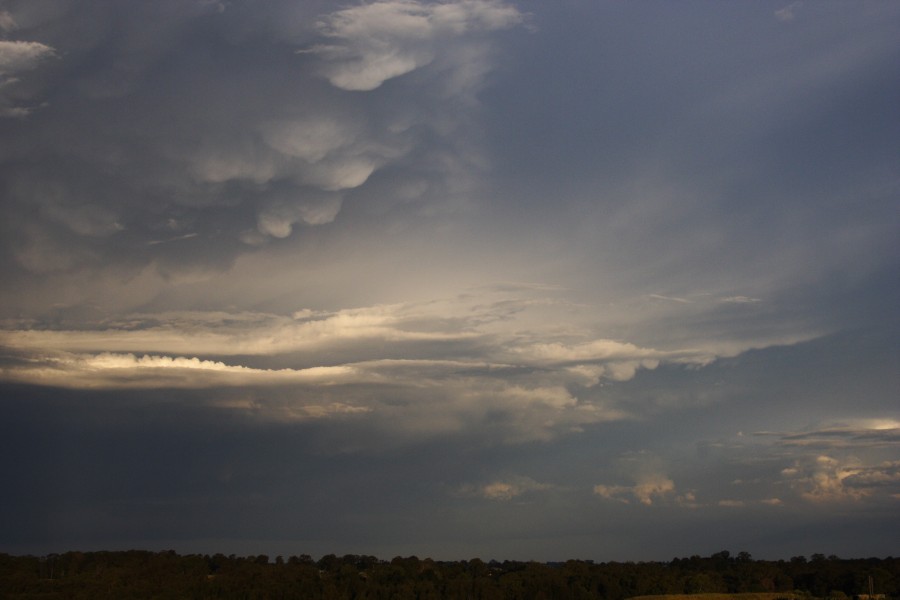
[[594, 452, 680, 507], [261, 118, 359, 163], [257, 193, 343, 238], [0, 351, 361, 389], [0, 40, 55, 75], [594, 473, 677, 506], [0, 39, 55, 117], [477, 476, 552, 501], [0, 304, 476, 357], [189, 148, 280, 185], [300, 156, 378, 191], [515, 339, 659, 363], [775, 2, 802, 23], [632, 475, 677, 505], [310, 0, 524, 91], [0, 288, 827, 442], [592, 484, 631, 503], [781, 455, 870, 503]]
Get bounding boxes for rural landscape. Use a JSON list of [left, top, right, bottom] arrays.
[[1, 550, 898, 599], [1, 0, 898, 587]]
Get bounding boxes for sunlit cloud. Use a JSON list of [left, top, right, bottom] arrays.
[[789, 455, 869, 503], [459, 475, 554, 501], [593, 474, 677, 506], [0, 351, 360, 389], [0, 288, 771, 440], [755, 424, 900, 450], [773, 453, 900, 505], [717, 499, 745, 507], [0, 0, 897, 559], [0, 40, 55, 75], [309, 0, 525, 91], [593, 459, 679, 507]]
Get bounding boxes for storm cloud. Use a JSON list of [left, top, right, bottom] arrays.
[[0, 0, 897, 560]]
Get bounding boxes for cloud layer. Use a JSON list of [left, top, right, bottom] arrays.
[[0, 0, 897, 561]]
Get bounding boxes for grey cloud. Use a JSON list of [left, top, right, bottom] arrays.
[[0, 293, 667, 442], [0, 0, 527, 302], [5, 290, 894, 451], [0, 39, 55, 116], [842, 462, 900, 490], [1, 1, 898, 561], [0, 11, 17, 32], [756, 425, 900, 450]]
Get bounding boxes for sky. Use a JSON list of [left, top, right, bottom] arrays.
[[0, 0, 898, 562]]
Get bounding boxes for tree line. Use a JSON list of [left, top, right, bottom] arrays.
[[0, 549, 897, 600]]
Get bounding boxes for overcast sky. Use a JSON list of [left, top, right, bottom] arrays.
[[0, 0, 898, 561]]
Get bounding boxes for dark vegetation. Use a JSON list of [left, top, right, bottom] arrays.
[[0, 549, 897, 599]]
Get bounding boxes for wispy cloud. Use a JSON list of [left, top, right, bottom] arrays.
[[0, 287, 776, 440], [775, 2, 802, 23], [755, 424, 900, 450], [0, 351, 361, 389], [459, 475, 554, 501]]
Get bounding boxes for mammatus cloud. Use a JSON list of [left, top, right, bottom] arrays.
[[182, 0, 526, 241], [309, 0, 525, 91], [0, 0, 527, 291]]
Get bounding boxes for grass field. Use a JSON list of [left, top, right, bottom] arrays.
[[628, 593, 799, 600]]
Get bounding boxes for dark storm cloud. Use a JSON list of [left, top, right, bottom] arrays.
[[0, 0, 524, 316], [0, 0, 898, 561]]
